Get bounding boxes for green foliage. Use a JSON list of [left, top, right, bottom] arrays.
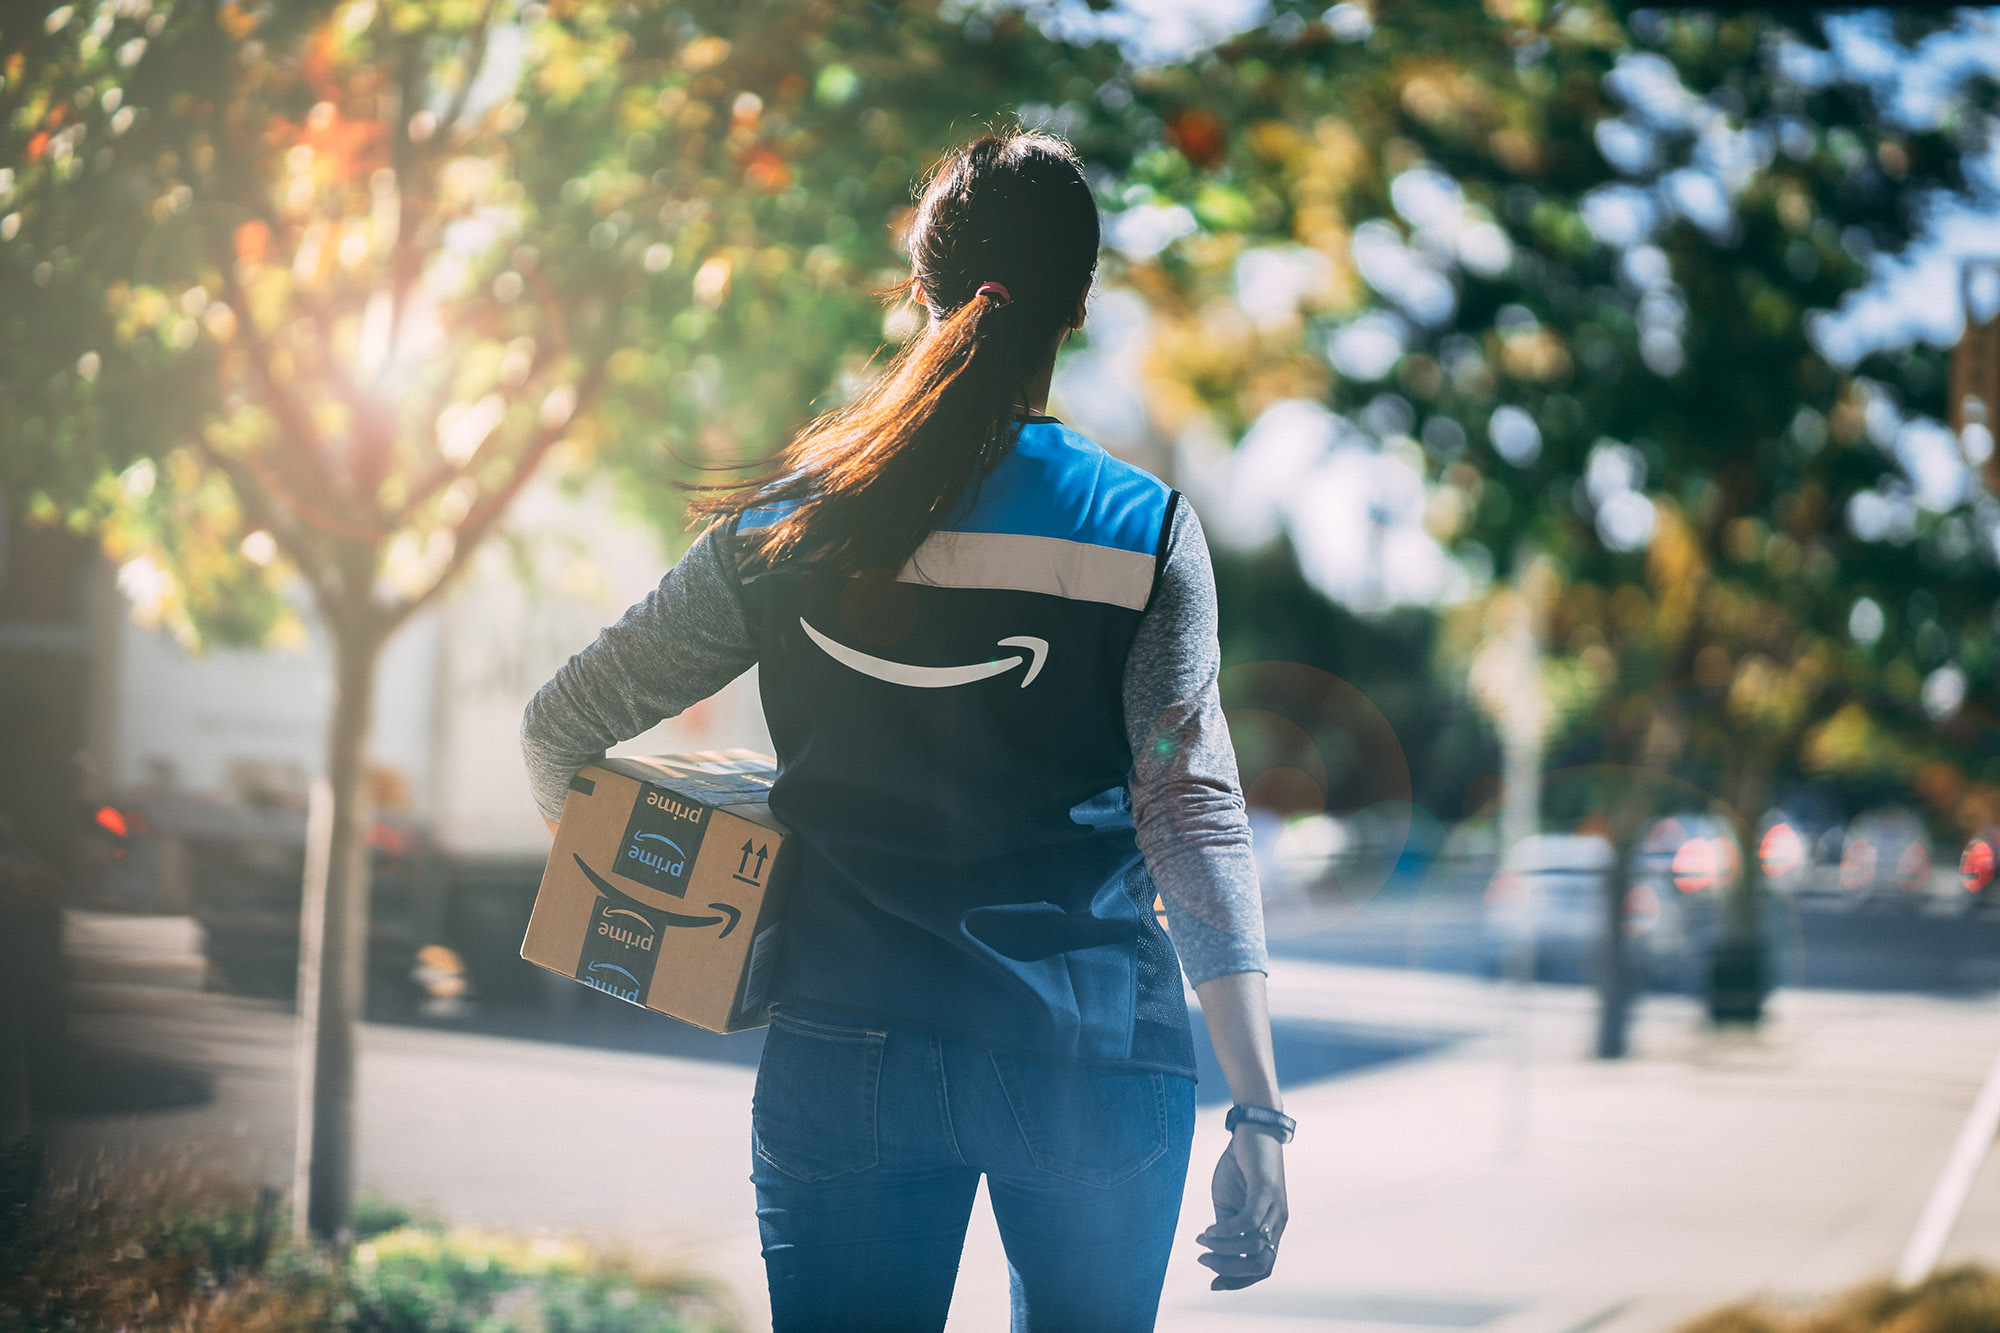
[[350, 1196, 422, 1241], [0, 1165, 731, 1333], [1677, 1264, 2000, 1333], [0, 0, 1130, 645], [8, 0, 2000, 844], [1112, 0, 2000, 842], [333, 1224, 721, 1333], [494, 0, 1131, 542], [1213, 538, 1499, 818]]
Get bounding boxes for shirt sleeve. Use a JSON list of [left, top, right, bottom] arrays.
[[520, 519, 761, 823], [1123, 499, 1269, 986]]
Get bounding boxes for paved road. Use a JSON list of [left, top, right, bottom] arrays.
[[35, 912, 2000, 1332], [1268, 881, 2000, 996]]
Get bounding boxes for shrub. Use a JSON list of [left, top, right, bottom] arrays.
[[0, 1160, 733, 1333], [1679, 1265, 2000, 1333]]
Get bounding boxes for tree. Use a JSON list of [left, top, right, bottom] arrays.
[[1092, 0, 2000, 1040], [2, 0, 1128, 1238], [6, 0, 636, 1242]]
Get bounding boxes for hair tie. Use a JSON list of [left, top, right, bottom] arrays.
[[975, 281, 1011, 306]]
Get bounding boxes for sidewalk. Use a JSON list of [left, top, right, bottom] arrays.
[[39, 921, 2000, 1332], [1172, 965, 2000, 1333]]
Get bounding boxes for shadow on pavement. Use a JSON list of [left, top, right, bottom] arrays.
[[34, 1040, 215, 1116], [50, 907, 1465, 1114], [1191, 1016, 1457, 1107], [389, 993, 771, 1068], [392, 993, 1461, 1104]]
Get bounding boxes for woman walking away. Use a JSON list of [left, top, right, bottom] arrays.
[[521, 128, 1289, 1332]]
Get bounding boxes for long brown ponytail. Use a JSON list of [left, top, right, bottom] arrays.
[[678, 130, 1100, 578]]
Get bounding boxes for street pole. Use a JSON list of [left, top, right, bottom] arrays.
[[1497, 571, 1544, 894], [1498, 554, 1546, 1151]]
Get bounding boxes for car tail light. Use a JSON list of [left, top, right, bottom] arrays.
[[1673, 837, 1721, 894], [1897, 842, 1931, 893], [1963, 840, 1996, 894], [368, 824, 409, 858], [1841, 839, 1876, 891], [1625, 882, 1661, 934], [1760, 823, 1803, 879], [93, 804, 128, 838]]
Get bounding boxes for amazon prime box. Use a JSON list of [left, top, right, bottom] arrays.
[[520, 749, 793, 1033]]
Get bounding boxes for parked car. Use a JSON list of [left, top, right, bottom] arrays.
[[1837, 808, 1938, 907], [1479, 833, 1692, 988], [80, 788, 547, 1013], [1635, 813, 1739, 896], [1640, 815, 1748, 983], [1755, 805, 1844, 896]]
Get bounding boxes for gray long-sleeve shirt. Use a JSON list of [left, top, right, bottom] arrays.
[[520, 499, 1268, 986]]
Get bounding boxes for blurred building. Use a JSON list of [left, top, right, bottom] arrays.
[[0, 478, 770, 876]]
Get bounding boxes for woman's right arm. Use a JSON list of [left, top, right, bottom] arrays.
[[521, 519, 761, 826], [1122, 499, 1287, 1288]]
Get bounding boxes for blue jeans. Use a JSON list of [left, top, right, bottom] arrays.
[[751, 1002, 1198, 1332]]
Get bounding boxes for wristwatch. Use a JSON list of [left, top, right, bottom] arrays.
[[1225, 1104, 1296, 1143]]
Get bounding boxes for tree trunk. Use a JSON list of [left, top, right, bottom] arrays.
[[1708, 750, 1774, 1025], [1594, 706, 1686, 1059], [1595, 837, 1634, 1059], [292, 617, 380, 1244]]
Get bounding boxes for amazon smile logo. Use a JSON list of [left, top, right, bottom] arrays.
[[573, 854, 741, 937], [800, 617, 1048, 688], [596, 906, 656, 952], [580, 961, 644, 1002]]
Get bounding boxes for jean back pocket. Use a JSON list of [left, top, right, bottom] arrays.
[[990, 1051, 1169, 1188], [752, 1010, 886, 1182]]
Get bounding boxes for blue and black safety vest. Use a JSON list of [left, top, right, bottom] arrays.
[[735, 419, 1195, 1075]]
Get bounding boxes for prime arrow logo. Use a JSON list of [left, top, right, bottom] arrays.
[[800, 616, 1048, 688], [573, 855, 742, 937]]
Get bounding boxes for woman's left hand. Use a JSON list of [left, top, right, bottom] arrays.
[[1195, 1127, 1288, 1289]]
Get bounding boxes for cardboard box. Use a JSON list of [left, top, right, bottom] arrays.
[[521, 749, 793, 1033]]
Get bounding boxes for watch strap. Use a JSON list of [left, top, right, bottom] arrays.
[[1225, 1103, 1296, 1143]]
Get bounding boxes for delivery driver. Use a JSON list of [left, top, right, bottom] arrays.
[[521, 128, 1289, 1332]]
